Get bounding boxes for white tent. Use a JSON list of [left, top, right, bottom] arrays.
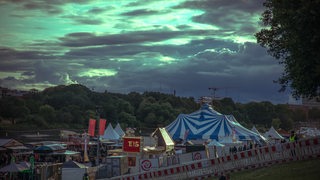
[[264, 126, 284, 140], [251, 126, 260, 134], [252, 126, 268, 143], [114, 123, 125, 137], [207, 139, 225, 147], [100, 123, 120, 140], [206, 139, 225, 158]]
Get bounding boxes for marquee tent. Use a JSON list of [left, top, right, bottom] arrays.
[[165, 103, 265, 144]]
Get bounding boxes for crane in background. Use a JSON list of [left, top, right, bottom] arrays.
[[209, 86, 238, 100], [208, 87, 221, 100], [198, 87, 221, 105], [199, 86, 237, 105]]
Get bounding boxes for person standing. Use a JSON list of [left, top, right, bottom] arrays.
[[289, 130, 298, 157], [289, 131, 298, 143]]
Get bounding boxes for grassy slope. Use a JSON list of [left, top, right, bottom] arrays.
[[211, 158, 320, 180]]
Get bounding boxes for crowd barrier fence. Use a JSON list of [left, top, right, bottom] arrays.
[[106, 137, 320, 180]]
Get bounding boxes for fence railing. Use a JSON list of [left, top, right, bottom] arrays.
[[107, 137, 320, 180]]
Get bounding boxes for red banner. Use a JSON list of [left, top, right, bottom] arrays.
[[123, 137, 141, 153], [99, 119, 107, 135], [88, 119, 96, 137]]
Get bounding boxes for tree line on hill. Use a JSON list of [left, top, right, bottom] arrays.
[[0, 84, 319, 134]]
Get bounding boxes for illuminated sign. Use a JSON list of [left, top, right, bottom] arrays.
[[123, 137, 141, 153]]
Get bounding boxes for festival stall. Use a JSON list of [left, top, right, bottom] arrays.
[[61, 160, 87, 180]]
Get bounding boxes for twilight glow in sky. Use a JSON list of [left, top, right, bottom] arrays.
[[0, 0, 292, 103]]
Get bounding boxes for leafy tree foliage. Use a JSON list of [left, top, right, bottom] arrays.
[[271, 118, 281, 129], [0, 84, 317, 132], [255, 0, 320, 99]]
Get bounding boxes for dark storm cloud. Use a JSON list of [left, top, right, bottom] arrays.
[[65, 45, 150, 57], [121, 9, 162, 16], [87, 7, 108, 14], [176, 0, 264, 33], [23, 2, 63, 14], [64, 33, 283, 102], [62, 15, 104, 25], [0, 0, 290, 103], [101, 41, 285, 103], [125, 0, 153, 7], [0, 47, 49, 60], [33, 61, 59, 83], [176, 0, 263, 13], [64, 37, 236, 59], [3, 0, 93, 14], [21, 71, 34, 76], [60, 29, 212, 47]]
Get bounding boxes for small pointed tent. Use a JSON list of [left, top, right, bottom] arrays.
[[251, 126, 260, 134], [166, 103, 265, 144], [251, 126, 268, 142], [114, 123, 125, 137], [264, 126, 284, 140], [100, 123, 120, 141]]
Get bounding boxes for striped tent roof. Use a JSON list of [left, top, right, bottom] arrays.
[[165, 103, 265, 144]]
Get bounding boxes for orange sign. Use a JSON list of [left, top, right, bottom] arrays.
[[123, 137, 141, 153]]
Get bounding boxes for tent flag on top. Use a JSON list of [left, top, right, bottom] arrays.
[[165, 103, 266, 144]]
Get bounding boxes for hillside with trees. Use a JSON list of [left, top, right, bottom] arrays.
[[0, 84, 319, 134]]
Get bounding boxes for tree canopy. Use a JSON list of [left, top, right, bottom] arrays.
[[255, 0, 320, 99], [0, 84, 316, 133]]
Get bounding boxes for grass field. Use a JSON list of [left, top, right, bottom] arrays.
[[210, 158, 320, 180]]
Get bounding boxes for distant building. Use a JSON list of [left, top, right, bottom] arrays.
[[302, 97, 320, 108], [287, 96, 320, 128], [288, 96, 320, 110]]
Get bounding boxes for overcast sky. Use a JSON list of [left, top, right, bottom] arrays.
[[0, 0, 296, 104]]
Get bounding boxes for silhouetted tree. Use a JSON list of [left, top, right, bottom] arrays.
[[256, 0, 320, 98]]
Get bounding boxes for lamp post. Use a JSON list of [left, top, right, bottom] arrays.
[[96, 106, 101, 166]]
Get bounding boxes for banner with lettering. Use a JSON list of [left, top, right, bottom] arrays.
[[99, 119, 107, 135], [123, 137, 141, 153], [88, 119, 96, 137]]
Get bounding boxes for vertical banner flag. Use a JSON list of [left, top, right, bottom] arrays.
[[99, 119, 107, 135], [88, 119, 96, 137]]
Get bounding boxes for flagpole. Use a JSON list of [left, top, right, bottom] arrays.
[[96, 106, 101, 166]]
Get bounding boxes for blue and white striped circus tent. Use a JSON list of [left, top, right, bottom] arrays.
[[165, 103, 265, 144]]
